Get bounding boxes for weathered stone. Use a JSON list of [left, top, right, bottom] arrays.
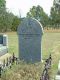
[[17, 18, 43, 63], [3, 35, 8, 47], [0, 34, 8, 56]]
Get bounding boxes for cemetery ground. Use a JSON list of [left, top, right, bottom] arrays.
[[0, 30, 60, 80]]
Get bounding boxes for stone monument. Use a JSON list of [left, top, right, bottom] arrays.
[[17, 18, 43, 63], [0, 34, 8, 56]]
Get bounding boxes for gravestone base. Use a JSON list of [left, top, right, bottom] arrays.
[[19, 55, 42, 63]]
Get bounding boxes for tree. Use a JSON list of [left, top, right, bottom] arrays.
[[11, 16, 20, 31], [27, 5, 49, 27], [3, 12, 15, 31], [50, 0, 60, 28], [0, 0, 6, 32], [0, 0, 19, 32], [0, 0, 6, 11]]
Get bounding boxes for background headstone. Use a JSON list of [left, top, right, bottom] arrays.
[[3, 35, 8, 47], [17, 18, 43, 63], [0, 35, 3, 44], [0, 34, 8, 56]]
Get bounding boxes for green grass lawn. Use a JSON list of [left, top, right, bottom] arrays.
[[1, 31, 60, 80], [42, 31, 60, 79]]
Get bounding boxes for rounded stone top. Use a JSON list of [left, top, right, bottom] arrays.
[[17, 18, 43, 35]]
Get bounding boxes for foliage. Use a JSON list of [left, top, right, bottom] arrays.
[[50, 1, 60, 28], [11, 16, 20, 31], [0, 0, 21, 32], [50, 7, 60, 23], [27, 5, 49, 27], [0, 0, 6, 32], [26, 3, 60, 29], [0, 0, 6, 9]]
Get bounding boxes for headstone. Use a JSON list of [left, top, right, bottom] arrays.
[[0, 34, 8, 46], [0, 34, 8, 56], [17, 18, 43, 63], [0, 35, 3, 44], [3, 35, 8, 47]]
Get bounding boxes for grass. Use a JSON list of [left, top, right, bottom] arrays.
[[7, 32, 18, 57], [0, 30, 60, 80], [42, 31, 60, 79]]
